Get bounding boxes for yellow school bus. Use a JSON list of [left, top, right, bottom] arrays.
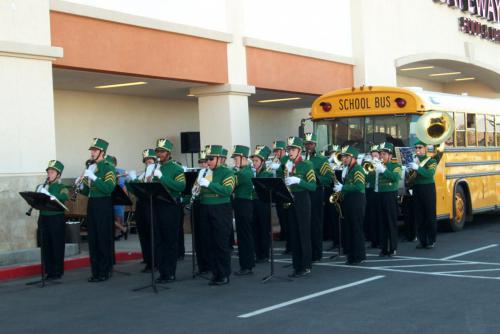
[[310, 86, 500, 231]]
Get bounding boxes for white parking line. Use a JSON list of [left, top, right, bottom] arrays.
[[441, 244, 498, 260], [374, 263, 476, 269], [237, 275, 384, 319], [435, 268, 500, 274]]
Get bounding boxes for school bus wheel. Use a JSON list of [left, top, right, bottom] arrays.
[[451, 185, 467, 232]]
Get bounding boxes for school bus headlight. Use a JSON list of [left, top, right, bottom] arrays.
[[395, 97, 407, 108], [319, 102, 332, 112]]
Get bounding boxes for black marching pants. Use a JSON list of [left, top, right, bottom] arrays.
[[323, 188, 340, 247], [275, 198, 290, 251], [341, 192, 366, 263], [413, 183, 437, 246], [287, 191, 312, 272], [233, 198, 255, 270], [192, 200, 209, 272], [200, 203, 233, 279], [87, 197, 114, 278], [253, 199, 271, 261], [310, 186, 325, 261], [135, 199, 152, 267], [378, 191, 399, 253], [364, 189, 380, 247], [402, 195, 416, 241], [153, 200, 180, 278], [178, 205, 185, 258], [39, 214, 66, 277]]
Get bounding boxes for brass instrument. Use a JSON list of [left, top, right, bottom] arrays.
[[362, 160, 375, 173], [282, 165, 294, 209], [407, 111, 454, 187], [26, 177, 50, 216], [328, 170, 344, 218], [71, 159, 95, 201]]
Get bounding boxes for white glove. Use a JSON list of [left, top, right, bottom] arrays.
[[375, 162, 386, 174], [199, 178, 210, 188], [409, 162, 419, 171], [285, 160, 294, 172], [88, 163, 97, 173], [40, 188, 51, 196], [333, 183, 343, 192], [153, 169, 163, 178], [285, 176, 301, 186], [84, 169, 97, 181], [127, 170, 137, 181], [271, 162, 281, 170], [49, 196, 56, 201], [182, 166, 188, 172]]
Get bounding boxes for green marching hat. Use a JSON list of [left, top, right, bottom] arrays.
[[341, 145, 360, 159], [379, 142, 394, 154], [156, 138, 173, 152], [303, 132, 318, 144], [105, 155, 117, 166], [286, 136, 304, 150], [46, 160, 64, 174], [221, 148, 228, 158], [205, 145, 223, 157], [198, 149, 207, 162], [142, 149, 156, 162], [251, 145, 271, 161], [89, 138, 109, 152], [414, 139, 427, 147], [370, 144, 380, 152], [273, 140, 286, 150], [231, 145, 250, 158], [326, 144, 340, 155]]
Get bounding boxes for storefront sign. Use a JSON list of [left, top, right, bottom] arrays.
[[433, 0, 500, 43]]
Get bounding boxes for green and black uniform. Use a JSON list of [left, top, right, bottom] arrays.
[[308, 152, 335, 261], [81, 159, 116, 279], [233, 165, 256, 270], [38, 181, 69, 278], [152, 159, 186, 280], [341, 164, 366, 264], [376, 162, 402, 255], [413, 155, 437, 247], [252, 166, 273, 262], [199, 165, 235, 281], [287, 158, 316, 273]]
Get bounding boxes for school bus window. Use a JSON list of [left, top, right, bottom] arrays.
[[466, 113, 476, 146], [445, 112, 455, 147], [455, 112, 466, 147], [496, 115, 500, 146], [476, 114, 486, 146], [486, 115, 494, 146]]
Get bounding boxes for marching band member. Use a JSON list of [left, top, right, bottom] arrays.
[[303, 133, 335, 262], [409, 140, 438, 249], [198, 145, 236, 285], [37, 160, 70, 280], [284, 137, 316, 277], [271, 140, 290, 254], [192, 150, 210, 274], [335, 146, 366, 265], [231, 145, 256, 275], [375, 142, 402, 257], [324, 144, 341, 250], [250, 145, 273, 264], [364, 145, 380, 248], [152, 139, 186, 283], [80, 138, 116, 282]]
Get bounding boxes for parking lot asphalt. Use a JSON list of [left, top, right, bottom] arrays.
[[1, 213, 500, 334]]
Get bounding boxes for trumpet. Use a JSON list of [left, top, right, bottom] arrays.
[[26, 177, 50, 216], [329, 152, 343, 169], [71, 159, 96, 201]]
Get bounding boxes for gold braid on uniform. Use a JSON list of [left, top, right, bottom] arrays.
[[222, 176, 236, 190], [428, 162, 437, 170], [353, 170, 365, 184], [175, 173, 186, 182], [104, 171, 116, 184], [306, 170, 316, 183], [320, 162, 332, 176], [393, 167, 402, 174]]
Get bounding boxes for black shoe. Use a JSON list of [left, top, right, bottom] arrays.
[[416, 244, 427, 249], [88, 276, 104, 283], [196, 270, 210, 276], [379, 250, 388, 257], [234, 269, 254, 276], [295, 269, 311, 277], [312, 258, 322, 263], [425, 243, 435, 249], [281, 250, 291, 255], [288, 271, 298, 278], [348, 260, 364, 265], [256, 258, 269, 263], [141, 266, 152, 273], [209, 277, 229, 286], [388, 250, 397, 257]]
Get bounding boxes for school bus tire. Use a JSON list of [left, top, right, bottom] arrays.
[[450, 185, 467, 232]]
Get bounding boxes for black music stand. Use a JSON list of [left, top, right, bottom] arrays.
[[19, 191, 68, 287], [128, 182, 173, 293], [252, 177, 293, 283], [110, 185, 133, 276]]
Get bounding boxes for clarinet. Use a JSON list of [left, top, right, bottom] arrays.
[[71, 159, 96, 201], [26, 177, 50, 216]]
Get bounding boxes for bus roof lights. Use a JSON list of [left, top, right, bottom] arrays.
[[395, 97, 407, 108], [319, 102, 332, 112]]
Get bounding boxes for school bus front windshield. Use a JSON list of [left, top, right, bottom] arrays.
[[315, 115, 418, 152]]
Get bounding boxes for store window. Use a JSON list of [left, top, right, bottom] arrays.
[[455, 112, 466, 147], [486, 115, 495, 146], [466, 113, 476, 146]]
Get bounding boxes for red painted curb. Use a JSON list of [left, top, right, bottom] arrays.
[[0, 251, 142, 282]]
